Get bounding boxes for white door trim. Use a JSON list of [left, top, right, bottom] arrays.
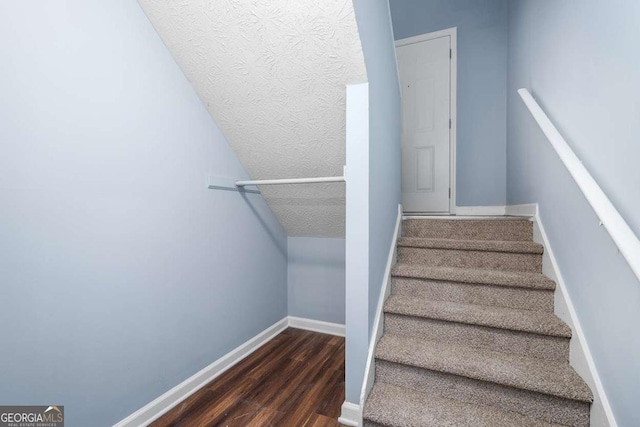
[[396, 27, 457, 215]]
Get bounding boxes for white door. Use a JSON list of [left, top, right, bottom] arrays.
[[398, 35, 452, 213]]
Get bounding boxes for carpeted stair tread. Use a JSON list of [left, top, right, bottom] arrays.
[[375, 334, 593, 403], [364, 382, 560, 427], [384, 294, 571, 337], [398, 237, 543, 254], [403, 218, 533, 241], [392, 264, 556, 290]]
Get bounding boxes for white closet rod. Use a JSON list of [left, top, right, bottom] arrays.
[[236, 167, 346, 187]]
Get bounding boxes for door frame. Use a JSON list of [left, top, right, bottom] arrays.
[[395, 27, 457, 215]]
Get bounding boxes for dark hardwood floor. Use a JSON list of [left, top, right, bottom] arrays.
[[151, 328, 346, 427]]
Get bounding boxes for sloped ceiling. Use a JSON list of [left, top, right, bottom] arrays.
[[137, 0, 367, 237]]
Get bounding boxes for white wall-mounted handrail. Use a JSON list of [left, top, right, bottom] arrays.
[[236, 166, 346, 187], [518, 88, 640, 282]]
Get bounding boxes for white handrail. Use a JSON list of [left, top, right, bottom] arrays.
[[518, 88, 640, 281]]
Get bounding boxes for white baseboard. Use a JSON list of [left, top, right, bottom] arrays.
[[338, 204, 402, 427], [114, 315, 345, 427], [338, 401, 362, 426], [114, 317, 289, 427], [455, 205, 506, 216], [529, 205, 617, 427], [505, 203, 538, 217], [288, 316, 345, 337]]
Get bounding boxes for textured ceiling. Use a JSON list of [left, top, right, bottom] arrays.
[[137, 0, 367, 237]]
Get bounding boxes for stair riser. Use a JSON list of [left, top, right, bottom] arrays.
[[392, 277, 554, 312], [397, 247, 542, 273], [376, 361, 589, 426], [403, 219, 533, 241], [384, 314, 569, 361]]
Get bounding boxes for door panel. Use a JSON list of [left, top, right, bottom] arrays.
[[398, 35, 451, 213], [416, 146, 434, 191]]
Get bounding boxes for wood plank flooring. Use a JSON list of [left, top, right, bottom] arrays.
[[151, 328, 346, 427]]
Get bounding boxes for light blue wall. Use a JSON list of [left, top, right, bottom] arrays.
[[390, 0, 508, 206], [288, 237, 345, 325], [0, 1, 287, 426], [507, 1, 640, 424], [353, 0, 402, 336], [350, 0, 402, 404]]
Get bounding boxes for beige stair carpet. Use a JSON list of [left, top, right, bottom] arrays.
[[364, 218, 593, 427]]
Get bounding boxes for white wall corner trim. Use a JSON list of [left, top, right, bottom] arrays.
[[338, 401, 362, 426], [287, 316, 345, 337], [528, 205, 617, 427], [455, 205, 506, 216], [113, 317, 289, 427]]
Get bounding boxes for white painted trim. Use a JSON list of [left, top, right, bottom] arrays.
[[113, 317, 289, 427], [505, 203, 538, 217], [114, 315, 345, 426], [361, 204, 403, 408], [287, 316, 345, 337], [345, 82, 370, 417], [529, 205, 617, 427], [403, 215, 512, 220], [455, 205, 507, 216], [395, 27, 456, 48], [396, 27, 457, 215], [338, 204, 402, 427], [449, 29, 458, 215], [519, 88, 640, 283], [338, 402, 362, 426]]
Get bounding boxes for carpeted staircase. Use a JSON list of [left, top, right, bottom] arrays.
[[363, 218, 593, 427]]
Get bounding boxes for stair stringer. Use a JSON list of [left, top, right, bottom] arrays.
[[338, 204, 402, 427], [506, 204, 617, 427]]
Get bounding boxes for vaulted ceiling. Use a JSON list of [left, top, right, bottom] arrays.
[[138, 0, 367, 237]]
